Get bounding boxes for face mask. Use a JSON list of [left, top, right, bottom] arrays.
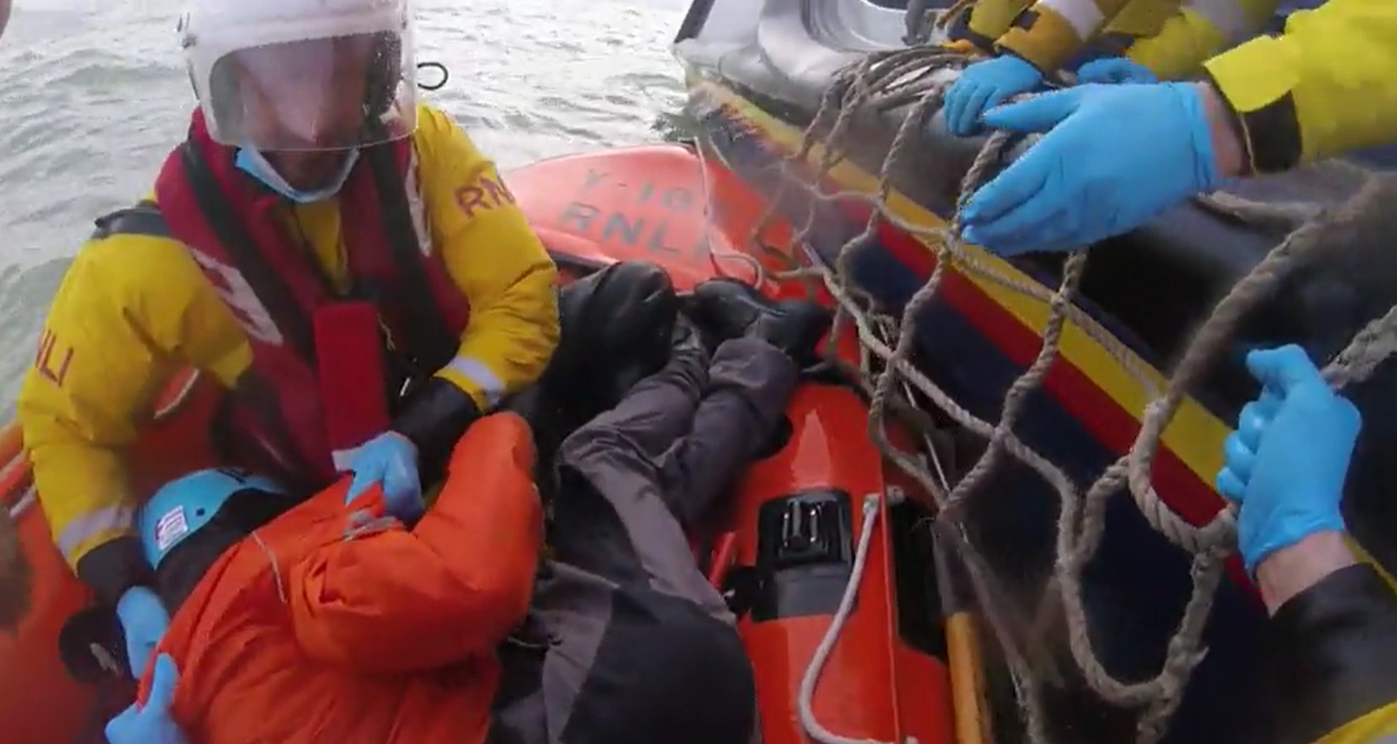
[[235, 147, 360, 204]]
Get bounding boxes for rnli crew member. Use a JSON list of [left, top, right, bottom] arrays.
[[18, 0, 559, 680], [939, 0, 1276, 136], [954, 0, 1397, 256], [102, 278, 834, 744], [1219, 344, 1397, 744]]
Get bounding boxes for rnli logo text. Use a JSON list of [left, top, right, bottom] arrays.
[[34, 329, 73, 386], [455, 175, 517, 219], [556, 170, 705, 260]]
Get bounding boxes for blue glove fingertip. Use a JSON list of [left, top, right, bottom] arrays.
[[1237, 401, 1273, 449], [1245, 344, 1320, 393], [980, 88, 1080, 133], [105, 705, 140, 743], [149, 654, 180, 707], [1222, 433, 1255, 480], [959, 224, 981, 245], [944, 84, 979, 137], [1215, 467, 1246, 501]]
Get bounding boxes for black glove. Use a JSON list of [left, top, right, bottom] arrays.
[[688, 279, 833, 367], [393, 376, 482, 486], [547, 261, 679, 417]]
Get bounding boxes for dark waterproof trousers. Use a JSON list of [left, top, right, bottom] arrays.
[[488, 336, 797, 744]]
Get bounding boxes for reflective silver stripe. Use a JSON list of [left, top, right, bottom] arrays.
[[332, 446, 363, 473], [1183, 0, 1255, 44], [1038, 0, 1106, 39], [445, 355, 507, 407], [57, 504, 135, 562], [153, 370, 202, 422], [403, 144, 434, 257], [9, 485, 36, 520]]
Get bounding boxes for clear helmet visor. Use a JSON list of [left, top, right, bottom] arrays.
[[197, 28, 417, 151]]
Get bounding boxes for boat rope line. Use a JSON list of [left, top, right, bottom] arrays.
[[798, 491, 919, 744], [739, 43, 1397, 744]]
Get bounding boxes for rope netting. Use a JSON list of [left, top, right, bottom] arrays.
[[743, 45, 1397, 743]]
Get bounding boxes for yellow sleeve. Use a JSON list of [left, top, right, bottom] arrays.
[[1202, 0, 1397, 173], [1125, 0, 1279, 81], [1316, 704, 1397, 744], [19, 224, 250, 603], [996, 0, 1139, 72], [412, 104, 560, 411], [965, 0, 1036, 46]]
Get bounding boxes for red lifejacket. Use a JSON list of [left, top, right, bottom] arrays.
[[150, 110, 471, 490]]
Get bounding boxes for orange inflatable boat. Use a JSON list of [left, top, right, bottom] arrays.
[[0, 142, 962, 744]]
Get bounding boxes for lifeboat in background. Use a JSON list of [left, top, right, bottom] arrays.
[[0, 141, 962, 744]]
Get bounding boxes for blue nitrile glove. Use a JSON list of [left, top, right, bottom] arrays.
[[115, 586, 170, 679], [344, 431, 424, 523], [105, 654, 188, 744], [960, 82, 1218, 256], [942, 54, 1045, 137], [1075, 57, 1158, 85], [1215, 345, 1360, 576]]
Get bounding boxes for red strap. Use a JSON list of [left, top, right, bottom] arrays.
[[314, 302, 392, 467]]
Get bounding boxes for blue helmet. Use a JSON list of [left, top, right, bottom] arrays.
[[136, 468, 289, 568]]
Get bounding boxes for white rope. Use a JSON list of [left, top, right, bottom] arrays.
[[797, 490, 918, 744]]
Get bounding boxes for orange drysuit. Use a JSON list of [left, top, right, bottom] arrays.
[[136, 412, 543, 744]]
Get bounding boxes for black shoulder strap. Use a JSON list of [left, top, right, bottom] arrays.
[[365, 143, 460, 374], [91, 200, 170, 241], [180, 140, 318, 365]]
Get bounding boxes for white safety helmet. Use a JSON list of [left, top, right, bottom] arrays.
[[179, 0, 418, 152]]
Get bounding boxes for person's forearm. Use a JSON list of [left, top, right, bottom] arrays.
[[1196, 81, 1246, 180], [1255, 530, 1358, 615]]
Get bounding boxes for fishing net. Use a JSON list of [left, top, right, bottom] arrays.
[[742, 45, 1397, 744]]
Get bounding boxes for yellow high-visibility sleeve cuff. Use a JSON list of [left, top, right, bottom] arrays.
[[434, 355, 507, 413]]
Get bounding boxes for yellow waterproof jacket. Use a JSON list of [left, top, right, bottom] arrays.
[[18, 103, 559, 603], [1120, 0, 1277, 79], [955, 0, 1271, 79], [1260, 564, 1397, 744], [1202, 0, 1397, 173]]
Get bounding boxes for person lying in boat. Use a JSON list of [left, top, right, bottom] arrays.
[[1219, 344, 1397, 744], [98, 276, 833, 744], [955, 0, 1397, 256], [939, 0, 1274, 135], [18, 0, 559, 681]]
